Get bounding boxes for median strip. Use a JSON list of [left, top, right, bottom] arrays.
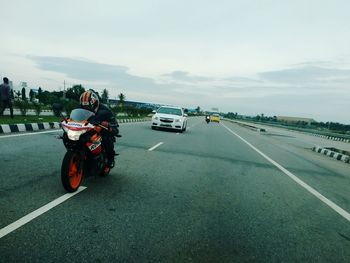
[[0, 186, 87, 239]]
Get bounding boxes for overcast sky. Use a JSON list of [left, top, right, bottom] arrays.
[[1, 0, 350, 123]]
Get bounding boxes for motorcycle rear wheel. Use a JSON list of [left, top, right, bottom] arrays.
[[61, 151, 84, 192]]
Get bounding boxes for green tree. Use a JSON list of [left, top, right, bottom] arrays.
[[195, 106, 201, 114], [118, 93, 125, 108], [124, 105, 140, 117], [29, 89, 35, 101], [64, 100, 80, 115], [38, 87, 42, 100], [51, 91, 64, 98], [66, 84, 85, 101], [37, 91, 61, 105], [139, 107, 153, 116], [15, 90, 21, 99], [33, 102, 42, 116], [14, 100, 29, 116], [21, 87, 26, 101], [101, 89, 109, 104]]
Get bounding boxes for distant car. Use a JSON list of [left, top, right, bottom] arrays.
[[210, 113, 220, 123], [152, 106, 188, 132]]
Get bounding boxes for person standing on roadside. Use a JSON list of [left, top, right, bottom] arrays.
[[0, 77, 14, 118]]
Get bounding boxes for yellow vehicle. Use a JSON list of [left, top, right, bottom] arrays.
[[210, 113, 220, 123]]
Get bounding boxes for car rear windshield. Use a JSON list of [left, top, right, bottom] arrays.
[[157, 107, 183, 116]]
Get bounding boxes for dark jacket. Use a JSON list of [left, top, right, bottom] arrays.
[[92, 104, 116, 123], [89, 104, 119, 135]]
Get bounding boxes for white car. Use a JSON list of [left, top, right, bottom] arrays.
[[151, 106, 188, 132]]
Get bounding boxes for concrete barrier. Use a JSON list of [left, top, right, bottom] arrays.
[[0, 122, 61, 134], [312, 146, 350, 164], [0, 118, 151, 134]]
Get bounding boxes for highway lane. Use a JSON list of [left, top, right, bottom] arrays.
[[222, 121, 350, 213], [1, 118, 350, 262]]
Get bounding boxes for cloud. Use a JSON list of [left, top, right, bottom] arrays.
[[25, 55, 350, 122], [259, 66, 350, 84], [27, 55, 218, 105], [28, 55, 159, 92], [28, 56, 350, 96], [28, 56, 269, 98], [162, 70, 212, 83]]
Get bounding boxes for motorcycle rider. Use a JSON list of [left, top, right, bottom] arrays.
[[79, 90, 119, 168], [205, 115, 210, 123]]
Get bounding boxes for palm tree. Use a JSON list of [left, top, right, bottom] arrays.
[[29, 89, 34, 101], [118, 93, 125, 108], [101, 89, 109, 104], [21, 87, 26, 101]]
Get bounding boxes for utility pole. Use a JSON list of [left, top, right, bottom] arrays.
[[63, 80, 66, 99]]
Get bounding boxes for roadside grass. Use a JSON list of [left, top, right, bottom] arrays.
[[0, 116, 61, 125]]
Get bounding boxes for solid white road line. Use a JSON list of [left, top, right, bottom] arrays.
[[0, 186, 87, 239], [221, 122, 350, 223], [0, 129, 61, 139], [148, 142, 164, 151]]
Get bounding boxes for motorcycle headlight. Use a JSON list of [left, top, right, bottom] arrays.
[[67, 129, 88, 141]]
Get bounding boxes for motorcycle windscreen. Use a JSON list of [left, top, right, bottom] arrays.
[[69, 108, 95, 122]]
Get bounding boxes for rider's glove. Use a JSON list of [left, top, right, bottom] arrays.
[[101, 121, 109, 128]]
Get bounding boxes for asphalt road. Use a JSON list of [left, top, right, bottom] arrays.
[[1, 118, 350, 262]]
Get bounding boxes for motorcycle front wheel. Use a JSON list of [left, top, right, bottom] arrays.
[[61, 151, 84, 192]]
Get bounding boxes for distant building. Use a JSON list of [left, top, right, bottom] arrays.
[[186, 108, 197, 114], [277, 116, 316, 125], [31, 89, 38, 94], [108, 99, 163, 110]]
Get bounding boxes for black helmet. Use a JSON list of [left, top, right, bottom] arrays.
[[79, 90, 99, 112]]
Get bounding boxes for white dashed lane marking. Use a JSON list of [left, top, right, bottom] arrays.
[[0, 187, 87, 239], [148, 142, 164, 151]]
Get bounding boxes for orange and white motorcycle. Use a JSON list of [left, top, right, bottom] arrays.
[[60, 108, 119, 192]]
